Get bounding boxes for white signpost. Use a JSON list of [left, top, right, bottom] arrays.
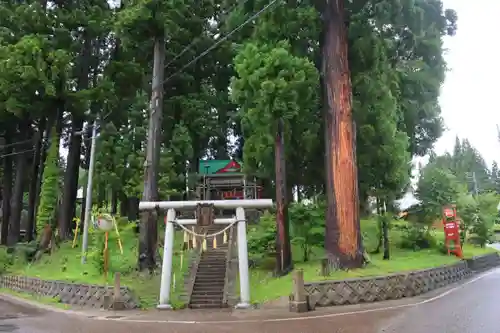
[[138, 199, 273, 310]]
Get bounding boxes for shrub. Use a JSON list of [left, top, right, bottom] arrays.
[[400, 226, 436, 251], [469, 213, 494, 247], [0, 247, 13, 274], [247, 212, 276, 261], [289, 201, 325, 262]]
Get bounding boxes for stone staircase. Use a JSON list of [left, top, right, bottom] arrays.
[[188, 225, 229, 309]]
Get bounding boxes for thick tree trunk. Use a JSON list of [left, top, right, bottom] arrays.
[[26, 119, 46, 242], [128, 197, 139, 221], [8, 123, 30, 246], [274, 118, 292, 275], [59, 117, 84, 239], [111, 190, 118, 214], [138, 36, 165, 272], [119, 192, 128, 217], [1, 135, 13, 245], [60, 28, 90, 239], [33, 134, 48, 239], [322, 0, 363, 269]]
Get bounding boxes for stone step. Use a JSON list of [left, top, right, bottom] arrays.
[[191, 290, 224, 296], [189, 225, 230, 310], [190, 295, 223, 302], [200, 256, 227, 259], [195, 273, 225, 278], [193, 279, 224, 284], [196, 267, 226, 276], [197, 269, 225, 273], [199, 258, 227, 262], [194, 279, 225, 285], [189, 303, 226, 309], [194, 276, 224, 285], [195, 276, 225, 281], [199, 260, 226, 263], [193, 281, 225, 287], [197, 266, 226, 270], [201, 252, 228, 256], [197, 264, 226, 269]]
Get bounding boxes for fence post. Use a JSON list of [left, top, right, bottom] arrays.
[[289, 269, 308, 313], [113, 272, 125, 310]]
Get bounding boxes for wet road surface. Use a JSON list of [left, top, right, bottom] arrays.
[[1, 268, 500, 333]]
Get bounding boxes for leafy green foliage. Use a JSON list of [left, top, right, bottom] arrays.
[[416, 163, 462, 223], [247, 212, 277, 261], [248, 201, 325, 263], [289, 202, 325, 262], [231, 40, 319, 177], [0, 247, 13, 275], [36, 129, 61, 233], [400, 226, 436, 251]]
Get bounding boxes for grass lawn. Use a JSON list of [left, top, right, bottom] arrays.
[[249, 219, 499, 303], [6, 222, 190, 309]]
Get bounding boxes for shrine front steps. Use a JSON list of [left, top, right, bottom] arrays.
[[189, 225, 229, 309]]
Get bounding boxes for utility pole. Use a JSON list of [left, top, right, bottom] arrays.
[[137, 34, 165, 271], [81, 120, 98, 264], [466, 171, 479, 196], [472, 171, 479, 196]]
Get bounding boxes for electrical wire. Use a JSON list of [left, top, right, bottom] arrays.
[[0, 125, 103, 159], [0, 0, 279, 160], [163, 0, 279, 84], [0, 138, 34, 149], [0, 109, 113, 159], [162, 0, 252, 71]]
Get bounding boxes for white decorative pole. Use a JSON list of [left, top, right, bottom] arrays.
[[158, 208, 176, 309], [235, 207, 251, 309]]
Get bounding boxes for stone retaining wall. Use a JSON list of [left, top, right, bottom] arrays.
[[303, 253, 500, 308], [0, 275, 138, 309], [465, 252, 500, 272]]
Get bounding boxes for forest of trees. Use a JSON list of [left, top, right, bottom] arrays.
[[0, 0, 458, 272]]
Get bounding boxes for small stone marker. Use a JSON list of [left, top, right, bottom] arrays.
[[289, 269, 308, 313], [112, 272, 126, 310]]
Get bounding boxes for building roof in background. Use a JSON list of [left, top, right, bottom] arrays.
[[198, 159, 242, 175], [394, 191, 421, 211]]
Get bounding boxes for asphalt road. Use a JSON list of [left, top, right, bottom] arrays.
[[1, 268, 500, 333]]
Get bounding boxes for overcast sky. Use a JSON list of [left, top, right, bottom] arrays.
[[435, 0, 500, 166]]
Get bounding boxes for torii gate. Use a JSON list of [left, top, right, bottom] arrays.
[[139, 199, 273, 309]]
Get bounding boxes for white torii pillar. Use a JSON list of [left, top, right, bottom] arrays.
[[138, 199, 273, 310]]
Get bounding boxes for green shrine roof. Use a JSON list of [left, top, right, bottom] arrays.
[[198, 159, 242, 175]]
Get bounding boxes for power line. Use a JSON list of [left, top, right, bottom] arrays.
[[162, 0, 252, 72], [0, 110, 112, 157], [0, 138, 34, 149], [0, 126, 103, 160], [0, 149, 35, 159], [163, 0, 279, 84], [0, 1, 279, 159]]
